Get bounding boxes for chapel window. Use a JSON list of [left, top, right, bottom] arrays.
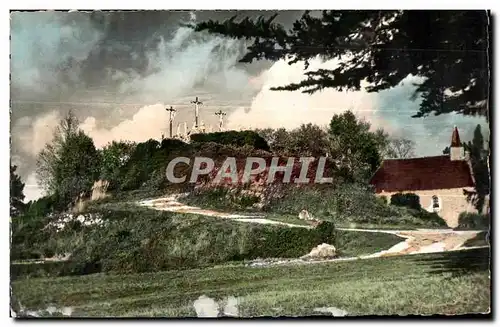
[[432, 195, 440, 211]]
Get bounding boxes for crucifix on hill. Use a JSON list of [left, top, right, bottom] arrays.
[[191, 96, 203, 128], [165, 106, 176, 138], [215, 110, 226, 131]]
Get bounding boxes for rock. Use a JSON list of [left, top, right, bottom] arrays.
[[46, 306, 57, 315], [298, 209, 313, 221], [223, 296, 239, 317], [313, 307, 348, 317], [301, 243, 337, 260], [61, 307, 73, 316], [193, 295, 219, 318], [91, 180, 110, 201]]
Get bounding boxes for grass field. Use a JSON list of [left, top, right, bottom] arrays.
[[11, 247, 490, 318]]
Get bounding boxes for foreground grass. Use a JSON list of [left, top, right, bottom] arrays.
[[11, 248, 490, 317]]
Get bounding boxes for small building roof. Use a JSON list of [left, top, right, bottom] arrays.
[[369, 155, 475, 193]]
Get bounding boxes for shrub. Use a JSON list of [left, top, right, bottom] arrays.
[[62, 210, 338, 275], [11, 261, 72, 280], [116, 139, 192, 191], [456, 212, 490, 230], [11, 215, 52, 260], [390, 193, 421, 210], [406, 208, 447, 227], [99, 141, 136, 190], [265, 183, 398, 219], [24, 194, 62, 217], [190, 130, 270, 152], [263, 183, 446, 228]]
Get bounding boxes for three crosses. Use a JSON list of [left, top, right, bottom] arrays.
[[164, 97, 226, 139]]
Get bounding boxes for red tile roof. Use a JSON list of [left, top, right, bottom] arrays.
[[369, 155, 475, 193]]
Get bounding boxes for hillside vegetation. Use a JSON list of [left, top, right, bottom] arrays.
[[12, 201, 404, 277], [11, 110, 452, 278]]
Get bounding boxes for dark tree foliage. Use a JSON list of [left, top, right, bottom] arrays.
[[385, 137, 416, 159], [328, 111, 383, 181], [442, 125, 489, 213], [193, 10, 490, 119], [256, 124, 330, 157], [10, 165, 25, 217], [100, 140, 136, 190], [54, 131, 101, 206], [117, 138, 193, 191], [24, 195, 61, 218], [462, 125, 490, 213], [390, 192, 421, 210]]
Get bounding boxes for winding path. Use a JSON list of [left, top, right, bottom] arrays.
[[138, 194, 488, 266]]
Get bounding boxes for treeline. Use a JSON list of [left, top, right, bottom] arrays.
[[11, 110, 400, 216], [14, 109, 485, 220]]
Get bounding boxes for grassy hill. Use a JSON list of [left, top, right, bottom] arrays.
[[11, 199, 403, 278]]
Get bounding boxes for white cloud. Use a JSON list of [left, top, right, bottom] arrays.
[[226, 57, 391, 131]]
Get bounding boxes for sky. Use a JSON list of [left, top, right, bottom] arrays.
[[10, 10, 489, 201]]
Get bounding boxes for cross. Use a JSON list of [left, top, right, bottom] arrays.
[[165, 106, 177, 138], [190, 96, 203, 128], [215, 110, 227, 131]]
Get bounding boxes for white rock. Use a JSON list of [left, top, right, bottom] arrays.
[[193, 295, 219, 318], [46, 306, 57, 314], [298, 209, 313, 220], [302, 243, 337, 259], [223, 296, 239, 317], [61, 307, 73, 316], [314, 307, 348, 317]]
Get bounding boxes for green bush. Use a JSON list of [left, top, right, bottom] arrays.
[[390, 193, 421, 210], [116, 139, 193, 191], [62, 209, 337, 275], [190, 130, 270, 152], [263, 183, 446, 228], [23, 194, 62, 217], [11, 215, 52, 260], [406, 208, 447, 227], [10, 261, 72, 280], [265, 183, 398, 219], [456, 212, 490, 230], [99, 141, 136, 190]]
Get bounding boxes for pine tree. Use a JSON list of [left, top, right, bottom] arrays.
[[10, 165, 25, 217], [193, 10, 490, 119]]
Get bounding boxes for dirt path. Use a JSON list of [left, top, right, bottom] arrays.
[[139, 196, 308, 229], [138, 194, 486, 263]]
